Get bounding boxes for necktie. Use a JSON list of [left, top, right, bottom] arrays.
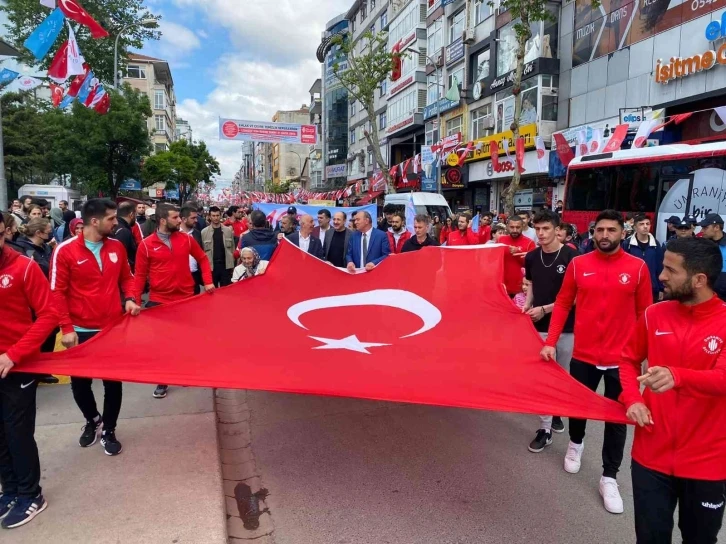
[[362, 233, 368, 268]]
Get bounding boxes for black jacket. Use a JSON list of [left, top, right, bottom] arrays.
[[15, 235, 53, 278], [240, 228, 279, 261], [401, 235, 439, 252], [111, 216, 138, 272]]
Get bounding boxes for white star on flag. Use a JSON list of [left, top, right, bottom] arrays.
[[309, 335, 390, 354]]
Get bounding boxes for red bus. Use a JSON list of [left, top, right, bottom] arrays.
[[563, 142, 726, 242]]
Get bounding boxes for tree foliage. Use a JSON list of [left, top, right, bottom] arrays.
[[332, 31, 398, 192], [142, 139, 221, 205], [3, 0, 160, 84]]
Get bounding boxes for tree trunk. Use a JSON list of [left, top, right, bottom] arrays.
[[503, 19, 532, 216], [364, 101, 395, 194]]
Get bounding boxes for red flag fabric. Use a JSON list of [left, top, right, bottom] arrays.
[[457, 142, 473, 167], [602, 123, 629, 152], [23, 243, 628, 424], [552, 133, 575, 166], [58, 0, 109, 38], [49, 83, 63, 107], [515, 137, 526, 173], [93, 92, 110, 114], [490, 140, 499, 171], [67, 63, 91, 97], [47, 40, 69, 80]]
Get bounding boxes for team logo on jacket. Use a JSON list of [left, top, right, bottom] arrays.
[[619, 273, 631, 285], [0, 274, 12, 288], [109, 252, 118, 263], [703, 335, 724, 355], [556, 264, 566, 274]]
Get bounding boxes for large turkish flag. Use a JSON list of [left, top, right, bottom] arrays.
[[24, 242, 628, 423]]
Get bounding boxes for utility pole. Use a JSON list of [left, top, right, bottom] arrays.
[[0, 98, 7, 212]]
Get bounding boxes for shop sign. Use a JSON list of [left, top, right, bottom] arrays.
[[389, 74, 414, 97], [446, 38, 465, 65], [490, 60, 536, 93], [326, 164, 347, 179], [447, 153, 460, 166], [465, 123, 537, 163], [469, 149, 550, 181], [655, 15, 726, 84], [423, 97, 460, 120], [442, 167, 465, 189], [386, 115, 415, 135]]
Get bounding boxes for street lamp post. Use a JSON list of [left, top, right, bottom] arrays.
[[113, 18, 157, 89], [405, 47, 444, 194]]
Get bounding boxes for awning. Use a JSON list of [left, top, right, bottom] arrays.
[[0, 39, 20, 57], [357, 190, 384, 204]]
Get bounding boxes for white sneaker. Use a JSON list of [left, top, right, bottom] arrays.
[[564, 441, 584, 474], [599, 477, 624, 514]]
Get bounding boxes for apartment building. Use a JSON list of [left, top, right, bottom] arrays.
[[271, 107, 310, 188], [308, 79, 325, 189], [175, 118, 193, 142], [124, 53, 177, 153]]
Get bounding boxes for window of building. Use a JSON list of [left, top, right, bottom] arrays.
[[387, 88, 417, 129], [497, 20, 542, 76], [361, 1, 367, 22], [155, 114, 165, 131], [380, 79, 387, 97], [359, 125, 366, 140], [425, 121, 438, 146], [126, 65, 146, 79], [388, 0, 422, 45], [351, 14, 357, 32], [154, 143, 167, 153], [350, 129, 356, 144], [379, 112, 387, 129], [446, 115, 462, 136], [427, 72, 442, 105], [371, 0, 375, 9], [154, 90, 165, 110], [494, 77, 539, 132], [471, 105, 493, 140], [370, 24, 375, 34], [427, 18, 443, 58], [474, 49, 490, 82], [380, 10, 387, 28], [449, 10, 465, 44], [428, 0, 439, 11], [368, 150, 374, 167], [475, 0, 492, 25], [350, 101, 356, 117], [447, 64, 464, 93]]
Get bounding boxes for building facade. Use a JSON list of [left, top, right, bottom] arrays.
[[175, 118, 193, 142], [124, 53, 177, 153], [308, 79, 325, 189], [271, 107, 311, 188]]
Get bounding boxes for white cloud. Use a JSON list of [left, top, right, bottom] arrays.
[[153, 20, 202, 70], [196, 29, 208, 39]]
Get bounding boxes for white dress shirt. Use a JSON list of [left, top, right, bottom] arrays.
[[360, 226, 373, 268], [299, 233, 311, 253], [318, 226, 330, 246]]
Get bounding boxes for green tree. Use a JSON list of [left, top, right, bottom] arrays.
[[64, 84, 152, 198], [332, 31, 399, 192], [142, 140, 221, 205], [3, 0, 160, 84], [498, 0, 597, 214]]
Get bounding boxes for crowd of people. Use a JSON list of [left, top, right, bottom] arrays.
[[0, 194, 724, 543]]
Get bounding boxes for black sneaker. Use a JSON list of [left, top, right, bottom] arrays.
[[101, 430, 123, 456], [153, 385, 168, 399], [551, 417, 565, 434], [528, 429, 553, 453], [1, 494, 47, 529], [0, 495, 17, 520], [79, 418, 102, 447]]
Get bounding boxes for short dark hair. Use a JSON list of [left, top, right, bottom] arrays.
[[157, 204, 178, 221], [59, 200, 68, 206], [393, 211, 405, 222], [414, 214, 430, 225], [180, 206, 196, 219], [633, 213, 649, 225], [561, 223, 575, 237], [250, 210, 267, 228], [507, 215, 524, 224], [227, 206, 239, 214], [518, 210, 532, 218], [20, 195, 33, 203], [625, 212, 635, 221], [532, 209, 560, 228], [82, 199, 117, 225], [209, 206, 221, 214], [383, 204, 397, 214], [117, 201, 135, 218], [317, 209, 331, 219], [595, 209, 624, 228], [482, 212, 494, 219], [360, 211, 372, 224], [665, 237, 723, 289], [35, 198, 49, 208]]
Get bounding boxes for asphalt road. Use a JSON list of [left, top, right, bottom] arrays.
[[245, 391, 666, 544]]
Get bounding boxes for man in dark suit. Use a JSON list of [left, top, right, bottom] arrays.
[[288, 214, 324, 259], [324, 211, 353, 268], [346, 211, 391, 272], [111, 201, 138, 272], [313, 209, 333, 247]]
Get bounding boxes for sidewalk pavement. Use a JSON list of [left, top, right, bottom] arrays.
[[3, 382, 227, 544]]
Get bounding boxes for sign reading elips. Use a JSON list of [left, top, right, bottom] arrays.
[[655, 14, 726, 85], [219, 118, 318, 145]]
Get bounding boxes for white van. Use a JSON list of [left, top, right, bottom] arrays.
[[384, 192, 453, 221], [18, 184, 82, 211]]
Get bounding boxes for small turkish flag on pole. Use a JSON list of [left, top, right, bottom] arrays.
[[50, 83, 63, 107], [58, 0, 109, 38]]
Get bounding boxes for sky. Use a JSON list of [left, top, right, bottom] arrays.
[[0, 0, 351, 185], [140, 0, 351, 185]]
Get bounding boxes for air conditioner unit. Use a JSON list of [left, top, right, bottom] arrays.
[[463, 28, 475, 44]]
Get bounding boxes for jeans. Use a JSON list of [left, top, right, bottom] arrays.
[[538, 333, 574, 431], [632, 460, 725, 544], [70, 331, 123, 432], [0, 373, 41, 498], [568, 359, 627, 479]]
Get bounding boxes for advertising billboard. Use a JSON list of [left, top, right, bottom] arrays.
[[219, 119, 318, 145]]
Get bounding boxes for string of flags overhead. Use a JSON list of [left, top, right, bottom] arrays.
[[4, 0, 112, 114]]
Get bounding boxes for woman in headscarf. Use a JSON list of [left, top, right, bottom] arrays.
[[50, 207, 64, 230], [69, 218, 83, 238], [231, 247, 269, 282]]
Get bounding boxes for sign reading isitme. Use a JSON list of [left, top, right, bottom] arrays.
[[219, 118, 318, 145]]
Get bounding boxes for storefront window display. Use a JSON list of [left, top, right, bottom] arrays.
[[474, 48, 490, 83], [496, 17, 556, 76], [494, 75, 558, 133]]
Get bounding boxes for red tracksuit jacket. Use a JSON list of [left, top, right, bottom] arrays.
[[50, 234, 134, 334], [0, 246, 57, 363], [498, 234, 536, 295], [133, 231, 212, 304], [546, 248, 652, 365], [447, 228, 479, 246], [619, 296, 726, 480], [387, 230, 412, 254]]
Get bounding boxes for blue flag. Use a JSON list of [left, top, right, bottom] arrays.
[[76, 71, 95, 103], [59, 94, 75, 109], [471, 213, 480, 233], [405, 193, 416, 234], [0, 69, 19, 87], [23, 7, 65, 61]]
